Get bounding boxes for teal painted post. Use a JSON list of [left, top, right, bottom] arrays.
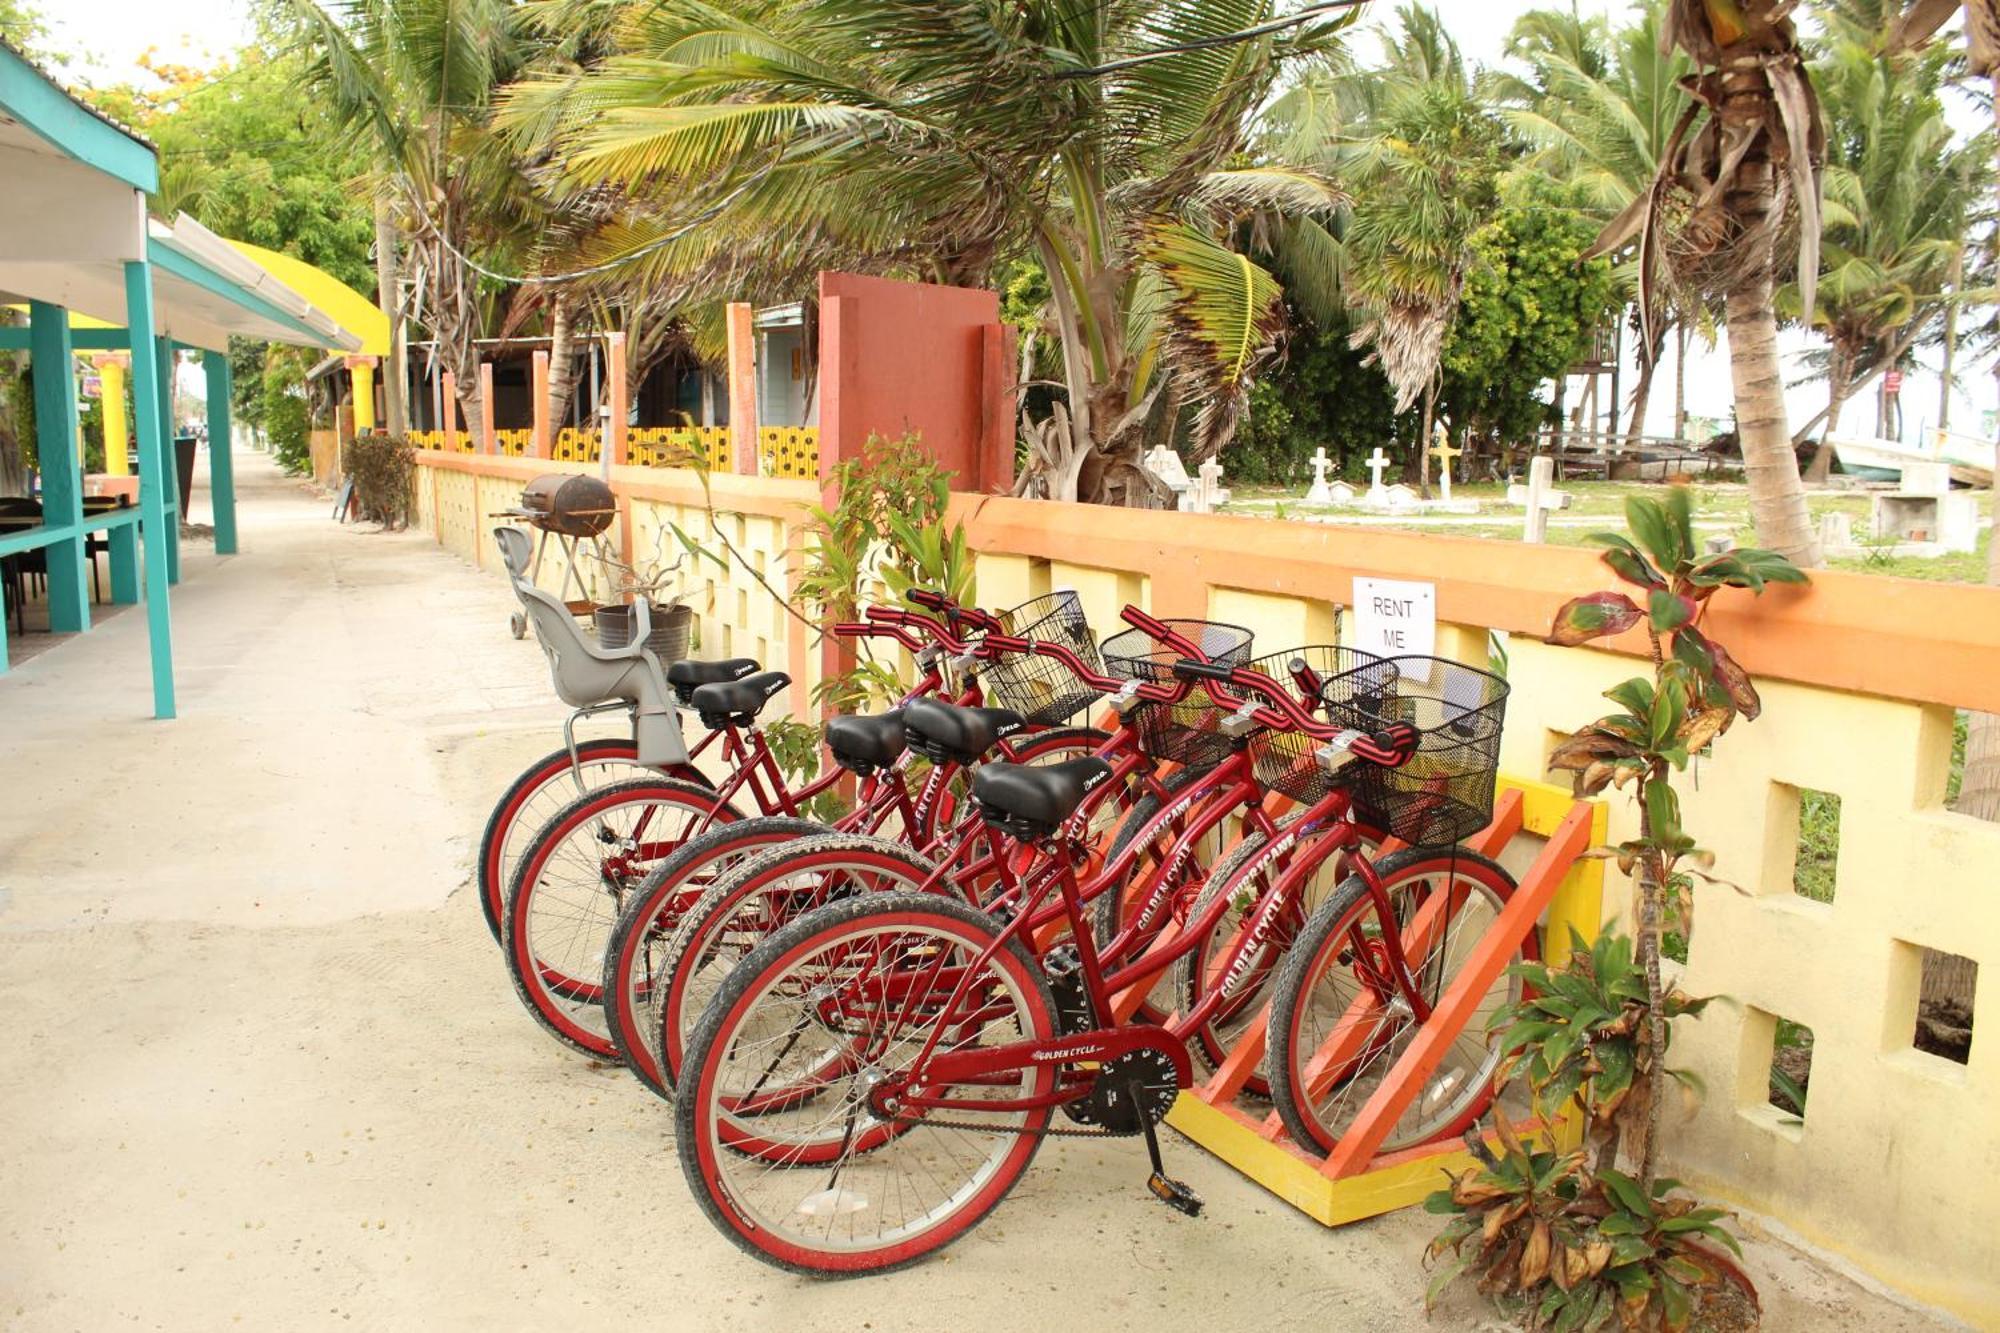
[[204, 351, 237, 554], [156, 339, 181, 585], [123, 261, 176, 720], [108, 523, 139, 603], [28, 301, 90, 632]]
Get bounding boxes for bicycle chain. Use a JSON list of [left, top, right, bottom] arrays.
[[884, 1110, 1121, 1139]]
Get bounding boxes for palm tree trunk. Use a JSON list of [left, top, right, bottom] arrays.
[[1419, 385, 1435, 497], [1804, 349, 1852, 483], [1033, 234, 1098, 504], [545, 296, 579, 430], [374, 194, 407, 437], [1726, 269, 1822, 566], [1623, 334, 1663, 451], [1673, 324, 1688, 441], [411, 212, 485, 444]]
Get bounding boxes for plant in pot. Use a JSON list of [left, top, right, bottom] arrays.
[[1424, 488, 1806, 1331], [588, 530, 695, 661]]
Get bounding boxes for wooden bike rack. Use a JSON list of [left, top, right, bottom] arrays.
[[1159, 775, 1608, 1225]]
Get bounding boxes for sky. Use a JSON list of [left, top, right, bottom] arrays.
[[39, 0, 1992, 443], [45, 0, 1627, 91]]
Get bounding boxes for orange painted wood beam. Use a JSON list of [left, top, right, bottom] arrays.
[[1320, 800, 1594, 1180]]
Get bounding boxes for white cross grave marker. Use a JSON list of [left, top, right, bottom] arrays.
[[1304, 446, 1334, 504], [1505, 455, 1571, 543], [1429, 431, 1464, 503], [1364, 446, 1393, 502], [1194, 456, 1230, 512], [1143, 444, 1191, 508]]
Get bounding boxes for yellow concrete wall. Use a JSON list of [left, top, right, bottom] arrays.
[[411, 455, 2000, 1324]]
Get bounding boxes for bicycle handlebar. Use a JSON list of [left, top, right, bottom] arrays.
[[833, 619, 926, 654], [1173, 659, 1417, 765], [1117, 604, 1208, 661], [904, 588, 1006, 637]]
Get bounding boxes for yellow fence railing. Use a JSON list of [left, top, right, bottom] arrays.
[[758, 426, 819, 480], [404, 423, 817, 479]]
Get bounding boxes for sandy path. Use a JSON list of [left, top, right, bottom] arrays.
[[0, 446, 1956, 1332]]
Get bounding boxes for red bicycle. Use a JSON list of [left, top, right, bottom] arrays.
[[627, 604, 1259, 1101], [505, 594, 1108, 1059], [599, 592, 1119, 1092], [672, 634, 1524, 1275]]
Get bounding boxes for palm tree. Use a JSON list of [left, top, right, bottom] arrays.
[[1791, 28, 1989, 476], [285, 0, 536, 440], [1340, 5, 1503, 494], [496, 0, 1357, 505], [1595, 0, 1826, 566], [1503, 2, 1694, 448]]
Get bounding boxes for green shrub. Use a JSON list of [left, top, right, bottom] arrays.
[[263, 352, 311, 476]]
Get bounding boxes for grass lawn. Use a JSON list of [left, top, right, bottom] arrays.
[[1226, 479, 1994, 583]]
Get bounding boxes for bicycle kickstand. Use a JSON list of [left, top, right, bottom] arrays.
[[1137, 1090, 1203, 1218]]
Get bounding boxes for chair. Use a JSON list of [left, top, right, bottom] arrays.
[[0, 497, 43, 635], [82, 495, 120, 602]]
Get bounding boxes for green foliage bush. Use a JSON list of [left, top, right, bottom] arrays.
[[263, 353, 312, 477], [1229, 307, 1422, 484], [1439, 181, 1618, 451]]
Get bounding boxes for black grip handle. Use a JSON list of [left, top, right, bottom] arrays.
[[1370, 722, 1422, 760], [906, 589, 951, 611], [1173, 658, 1236, 683]]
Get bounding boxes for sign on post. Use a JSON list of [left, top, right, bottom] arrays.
[[1352, 577, 1436, 657]]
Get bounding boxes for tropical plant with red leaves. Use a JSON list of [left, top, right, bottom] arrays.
[[1543, 487, 1805, 1180]]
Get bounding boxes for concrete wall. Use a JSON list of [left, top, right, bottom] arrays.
[[817, 271, 1014, 493], [411, 452, 2000, 1325]]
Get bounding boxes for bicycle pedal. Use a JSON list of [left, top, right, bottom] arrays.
[[1146, 1172, 1203, 1217]]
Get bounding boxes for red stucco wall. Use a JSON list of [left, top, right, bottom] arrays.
[[817, 271, 1014, 493]]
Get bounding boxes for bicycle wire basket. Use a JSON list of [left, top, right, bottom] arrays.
[[1100, 620, 1256, 769], [977, 590, 1104, 726], [1343, 656, 1509, 847], [1240, 645, 1401, 803]]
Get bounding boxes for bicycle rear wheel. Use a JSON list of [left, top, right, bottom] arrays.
[[676, 890, 1056, 1276], [1266, 848, 1530, 1155]]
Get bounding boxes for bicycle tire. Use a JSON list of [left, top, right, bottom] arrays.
[[1176, 813, 1385, 1097], [1265, 847, 1531, 1155], [503, 776, 739, 1058], [603, 723, 1105, 1097], [475, 739, 644, 945], [648, 832, 945, 1094], [675, 889, 1056, 1277], [602, 815, 834, 1097]]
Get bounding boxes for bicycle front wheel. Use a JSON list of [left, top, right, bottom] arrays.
[[1266, 847, 1530, 1155], [601, 816, 833, 1099], [476, 739, 649, 944], [676, 890, 1056, 1276], [504, 777, 736, 1058], [650, 834, 944, 1095]]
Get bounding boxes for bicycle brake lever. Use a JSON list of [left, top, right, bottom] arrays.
[[1219, 702, 1262, 739], [1314, 732, 1362, 774]]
